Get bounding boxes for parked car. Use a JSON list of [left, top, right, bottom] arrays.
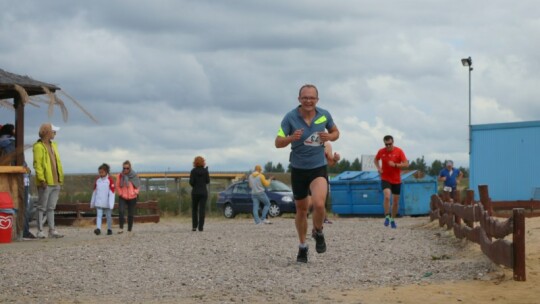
[[216, 180, 295, 218]]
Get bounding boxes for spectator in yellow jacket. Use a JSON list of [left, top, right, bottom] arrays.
[[33, 123, 64, 239]]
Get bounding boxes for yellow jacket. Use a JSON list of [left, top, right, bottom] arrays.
[[33, 140, 64, 186]]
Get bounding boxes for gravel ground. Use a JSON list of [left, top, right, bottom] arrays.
[[0, 216, 495, 303]]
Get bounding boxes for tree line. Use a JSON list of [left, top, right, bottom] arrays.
[[264, 155, 469, 177]]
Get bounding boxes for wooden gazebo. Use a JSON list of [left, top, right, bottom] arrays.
[[0, 68, 61, 238]]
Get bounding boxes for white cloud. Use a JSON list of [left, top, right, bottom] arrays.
[[3, 0, 540, 173]]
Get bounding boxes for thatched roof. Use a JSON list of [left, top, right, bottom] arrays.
[[0, 68, 60, 99]]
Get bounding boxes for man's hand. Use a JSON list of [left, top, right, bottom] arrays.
[[291, 129, 304, 142]]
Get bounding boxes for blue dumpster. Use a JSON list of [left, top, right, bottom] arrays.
[[329, 170, 437, 216]]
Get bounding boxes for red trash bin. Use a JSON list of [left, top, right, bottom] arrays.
[[0, 192, 14, 244]]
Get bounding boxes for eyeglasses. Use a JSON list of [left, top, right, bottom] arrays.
[[123, 167, 130, 170], [300, 97, 318, 101], [385, 143, 393, 147]]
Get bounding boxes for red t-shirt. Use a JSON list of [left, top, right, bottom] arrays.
[[375, 146, 407, 184]]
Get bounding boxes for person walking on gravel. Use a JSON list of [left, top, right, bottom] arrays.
[[374, 135, 408, 229], [116, 160, 140, 234], [90, 163, 115, 236], [33, 123, 64, 239], [248, 165, 274, 225], [275, 84, 340, 263]]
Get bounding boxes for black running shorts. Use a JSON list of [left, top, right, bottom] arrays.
[[291, 165, 328, 200], [381, 180, 401, 195]]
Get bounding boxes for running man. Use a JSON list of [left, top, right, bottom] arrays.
[[275, 84, 340, 263], [374, 135, 408, 229]]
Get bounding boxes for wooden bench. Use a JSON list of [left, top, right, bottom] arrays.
[[54, 200, 160, 226]]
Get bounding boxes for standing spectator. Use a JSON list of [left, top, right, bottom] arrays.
[[33, 123, 64, 239], [189, 156, 209, 232], [248, 165, 274, 225], [116, 160, 140, 234], [90, 163, 115, 236], [275, 84, 340, 263], [438, 160, 463, 197], [0, 124, 35, 239], [374, 135, 409, 229]]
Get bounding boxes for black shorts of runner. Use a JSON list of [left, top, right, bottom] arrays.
[[291, 165, 328, 200], [381, 180, 401, 195]]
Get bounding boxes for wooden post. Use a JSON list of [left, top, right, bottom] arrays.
[[452, 189, 461, 204], [513, 208, 526, 281], [465, 189, 474, 205], [464, 190, 475, 228], [13, 95, 25, 237], [478, 185, 493, 216], [441, 191, 450, 203]]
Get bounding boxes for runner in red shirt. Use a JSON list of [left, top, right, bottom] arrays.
[[374, 135, 408, 229]]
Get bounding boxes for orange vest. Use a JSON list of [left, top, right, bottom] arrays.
[[116, 174, 139, 200]]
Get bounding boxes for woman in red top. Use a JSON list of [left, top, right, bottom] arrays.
[[374, 135, 408, 229]]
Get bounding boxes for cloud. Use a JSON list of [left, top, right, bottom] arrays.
[[2, 0, 540, 173]]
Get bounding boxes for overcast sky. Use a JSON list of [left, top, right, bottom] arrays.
[[1, 1, 538, 173]]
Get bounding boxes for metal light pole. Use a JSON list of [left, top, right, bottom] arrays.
[[461, 57, 473, 154]]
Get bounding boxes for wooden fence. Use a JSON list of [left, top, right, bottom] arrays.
[[430, 185, 526, 281], [54, 200, 160, 226]]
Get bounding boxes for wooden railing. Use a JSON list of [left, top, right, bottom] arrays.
[[54, 200, 160, 225], [430, 185, 526, 281]]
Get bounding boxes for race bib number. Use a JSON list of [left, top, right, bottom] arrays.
[[304, 132, 322, 146]]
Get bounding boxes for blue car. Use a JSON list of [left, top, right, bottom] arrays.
[[217, 180, 295, 218]]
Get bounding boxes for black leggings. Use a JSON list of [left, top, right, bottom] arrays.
[[119, 197, 137, 231], [191, 193, 207, 231]]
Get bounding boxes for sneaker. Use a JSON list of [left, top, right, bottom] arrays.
[[22, 232, 37, 240], [324, 218, 333, 224], [384, 217, 390, 227], [263, 219, 272, 225], [192, 228, 197, 231], [314, 230, 326, 254], [390, 220, 397, 229], [36, 231, 46, 239], [297, 246, 308, 263], [107, 229, 113, 235], [94, 228, 101, 235], [48, 230, 64, 239], [118, 229, 124, 234]]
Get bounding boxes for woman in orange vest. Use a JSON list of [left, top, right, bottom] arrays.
[[116, 160, 140, 234]]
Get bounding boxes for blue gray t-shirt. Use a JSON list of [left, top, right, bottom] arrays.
[[278, 106, 335, 169]]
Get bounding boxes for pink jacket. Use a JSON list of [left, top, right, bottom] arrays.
[[116, 173, 139, 200]]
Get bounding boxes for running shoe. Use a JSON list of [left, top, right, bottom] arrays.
[[94, 228, 101, 235], [384, 217, 390, 227], [324, 218, 333, 224], [390, 220, 397, 229], [36, 231, 46, 239], [297, 246, 308, 263], [107, 229, 113, 235], [314, 230, 326, 253]]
